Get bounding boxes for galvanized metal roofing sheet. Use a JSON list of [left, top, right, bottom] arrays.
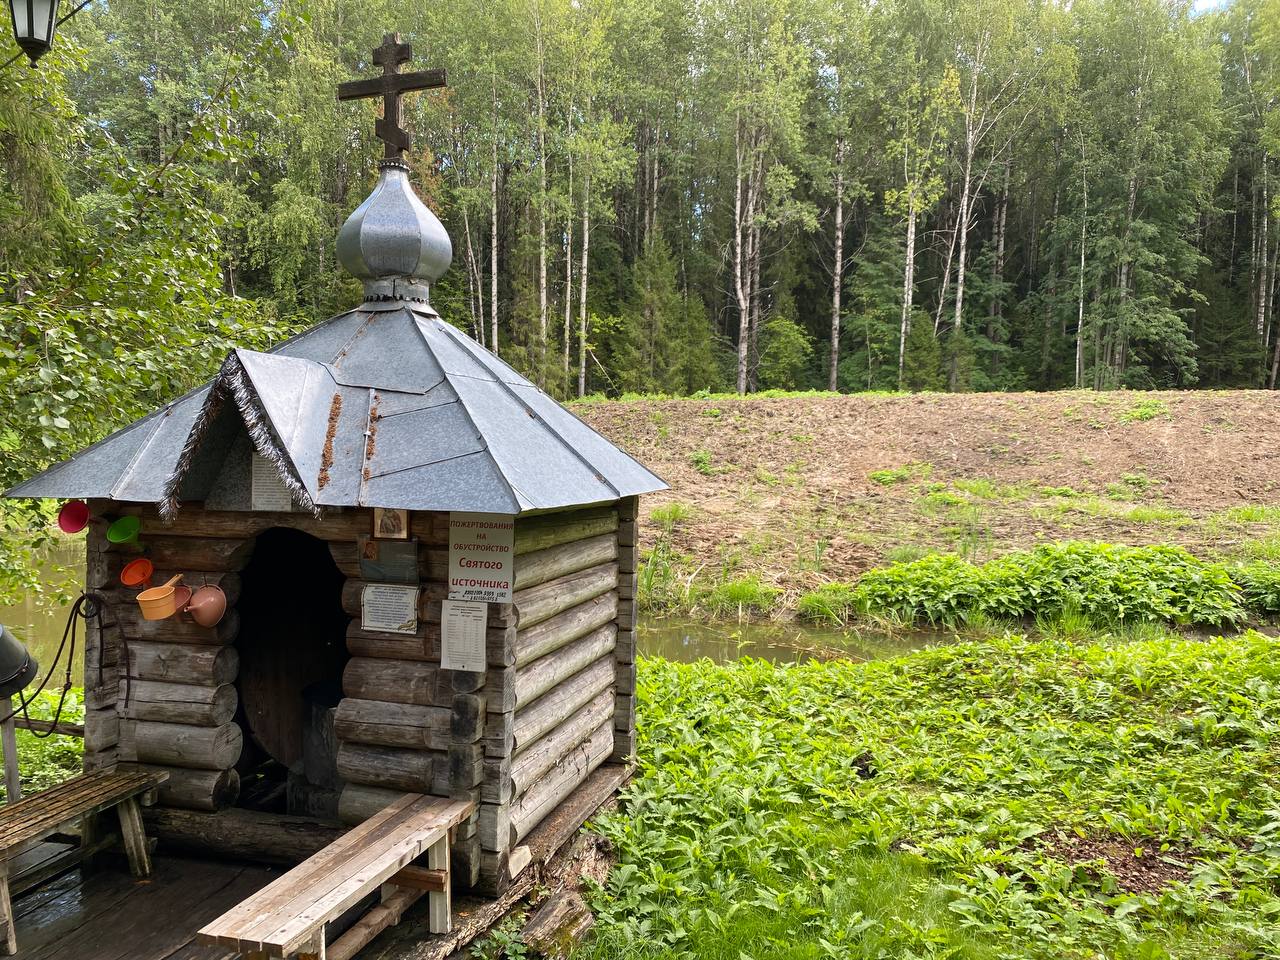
[[5, 387, 209, 502], [6, 302, 666, 514]]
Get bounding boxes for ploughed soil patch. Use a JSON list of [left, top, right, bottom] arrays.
[[1038, 832, 1191, 895], [575, 390, 1280, 596]]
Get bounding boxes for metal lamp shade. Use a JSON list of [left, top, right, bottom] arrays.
[[0, 626, 37, 699], [9, 0, 60, 65]]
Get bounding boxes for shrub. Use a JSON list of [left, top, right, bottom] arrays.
[[818, 543, 1247, 629], [1234, 561, 1280, 615], [1118, 397, 1170, 423], [690, 449, 715, 475]]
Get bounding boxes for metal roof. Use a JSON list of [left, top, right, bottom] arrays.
[[5, 301, 666, 515]]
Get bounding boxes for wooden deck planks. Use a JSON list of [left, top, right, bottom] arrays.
[[12, 855, 277, 960]]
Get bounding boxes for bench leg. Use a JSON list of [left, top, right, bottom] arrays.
[[116, 797, 152, 879], [296, 926, 326, 960], [426, 836, 450, 935], [0, 864, 16, 955]]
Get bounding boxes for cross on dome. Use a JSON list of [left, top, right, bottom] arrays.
[[337, 33, 446, 162]]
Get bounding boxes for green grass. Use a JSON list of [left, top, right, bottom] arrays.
[[869, 462, 931, 486], [1123, 505, 1190, 525], [1220, 505, 1280, 524], [703, 576, 780, 618], [649, 501, 692, 532], [4, 690, 85, 801], [795, 582, 860, 626], [583, 632, 1280, 960], [1117, 397, 1171, 423]]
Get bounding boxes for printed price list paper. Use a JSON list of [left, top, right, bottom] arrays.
[[441, 599, 488, 672]]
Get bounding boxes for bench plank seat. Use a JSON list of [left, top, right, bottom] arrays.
[[0, 770, 165, 856], [0, 769, 169, 955], [198, 793, 473, 959]]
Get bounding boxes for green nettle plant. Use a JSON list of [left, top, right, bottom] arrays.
[[583, 632, 1280, 960], [800, 543, 1253, 628]]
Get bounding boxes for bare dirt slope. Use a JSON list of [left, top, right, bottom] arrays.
[[576, 390, 1280, 596]]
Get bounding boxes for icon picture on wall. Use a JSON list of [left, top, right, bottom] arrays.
[[372, 508, 410, 540]]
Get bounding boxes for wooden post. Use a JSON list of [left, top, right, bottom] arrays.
[[2, 699, 19, 803], [427, 834, 451, 934], [116, 797, 153, 878]]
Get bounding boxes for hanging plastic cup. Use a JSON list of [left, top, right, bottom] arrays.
[[119, 558, 154, 590], [57, 500, 90, 535], [106, 516, 141, 547]]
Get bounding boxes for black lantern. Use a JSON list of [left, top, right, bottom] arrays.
[[8, 0, 60, 66], [0, 626, 37, 699]]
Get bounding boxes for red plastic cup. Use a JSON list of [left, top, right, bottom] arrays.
[[57, 500, 90, 534]]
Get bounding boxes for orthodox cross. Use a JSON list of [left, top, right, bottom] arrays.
[[337, 33, 446, 162]]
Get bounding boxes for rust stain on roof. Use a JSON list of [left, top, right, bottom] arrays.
[[318, 392, 343, 490]]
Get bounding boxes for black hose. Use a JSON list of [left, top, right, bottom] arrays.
[[0, 591, 112, 737]]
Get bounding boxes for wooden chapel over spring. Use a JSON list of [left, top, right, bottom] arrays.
[[6, 28, 665, 910]]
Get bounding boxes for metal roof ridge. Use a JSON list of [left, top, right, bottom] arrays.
[[426, 317, 622, 504], [407, 314, 526, 515]]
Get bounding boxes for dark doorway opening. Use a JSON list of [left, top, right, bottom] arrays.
[[235, 527, 349, 816]]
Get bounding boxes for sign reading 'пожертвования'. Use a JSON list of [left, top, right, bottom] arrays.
[[447, 513, 515, 603]]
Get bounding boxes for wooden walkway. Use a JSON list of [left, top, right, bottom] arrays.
[[11, 854, 277, 960]]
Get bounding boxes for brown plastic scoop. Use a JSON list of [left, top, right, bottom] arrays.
[[137, 574, 184, 621]]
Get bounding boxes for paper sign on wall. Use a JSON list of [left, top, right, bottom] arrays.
[[361, 583, 419, 635], [448, 513, 515, 603], [250, 454, 294, 512], [441, 599, 488, 672]]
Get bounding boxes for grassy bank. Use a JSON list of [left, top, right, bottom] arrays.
[[583, 632, 1280, 960], [642, 535, 1280, 635], [574, 391, 1280, 615]]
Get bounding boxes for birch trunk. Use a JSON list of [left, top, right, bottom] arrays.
[[578, 170, 591, 397], [1256, 156, 1269, 344], [933, 202, 958, 334], [829, 138, 845, 392], [462, 204, 485, 348], [988, 160, 1010, 334], [949, 140, 975, 390], [1075, 160, 1088, 389], [563, 154, 574, 388], [534, 10, 549, 383], [899, 199, 917, 388], [490, 115, 500, 357], [733, 113, 750, 395]]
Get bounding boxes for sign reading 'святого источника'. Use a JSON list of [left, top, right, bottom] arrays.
[[447, 513, 514, 603]]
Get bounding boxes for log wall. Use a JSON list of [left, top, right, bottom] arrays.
[[87, 505, 257, 811], [472, 504, 628, 893], [79, 498, 638, 896]]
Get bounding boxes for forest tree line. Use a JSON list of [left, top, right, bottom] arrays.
[[1, 0, 1278, 486]]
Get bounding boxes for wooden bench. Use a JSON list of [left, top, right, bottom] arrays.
[[0, 768, 168, 955], [198, 793, 475, 960]]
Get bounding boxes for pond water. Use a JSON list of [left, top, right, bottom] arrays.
[[0, 541, 948, 680], [0, 541, 86, 679], [638, 617, 945, 664]]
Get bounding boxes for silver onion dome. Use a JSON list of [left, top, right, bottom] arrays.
[[337, 159, 452, 302]]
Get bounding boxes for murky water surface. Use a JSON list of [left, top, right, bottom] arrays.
[[638, 616, 948, 664], [0, 541, 85, 678], [0, 541, 950, 679]]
